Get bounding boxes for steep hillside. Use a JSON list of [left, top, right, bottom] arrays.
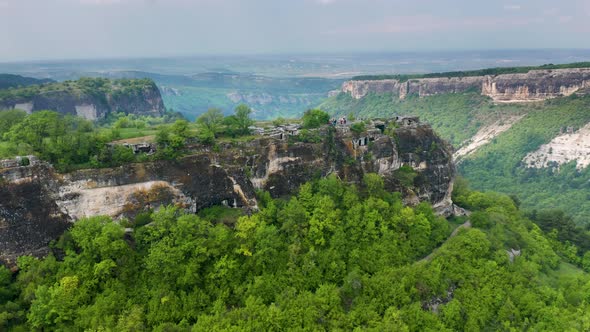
[[0, 77, 165, 120], [320, 65, 590, 225], [0, 74, 54, 90], [0, 121, 454, 264], [2, 177, 590, 330]]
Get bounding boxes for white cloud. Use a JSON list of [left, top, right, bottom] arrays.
[[79, 0, 123, 4], [503, 4, 521, 11], [316, 0, 338, 5]]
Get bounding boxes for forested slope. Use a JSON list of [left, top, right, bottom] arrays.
[[320, 92, 590, 225], [1, 176, 590, 331]]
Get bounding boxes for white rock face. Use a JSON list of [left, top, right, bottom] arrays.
[[56, 180, 189, 220], [14, 102, 34, 114], [342, 68, 590, 103], [75, 104, 98, 120], [454, 115, 525, 161], [523, 122, 590, 169], [250, 144, 301, 189]]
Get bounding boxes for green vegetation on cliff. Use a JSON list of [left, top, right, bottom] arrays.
[[321, 91, 590, 225], [352, 62, 590, 81], [1, 176, 590, 330], [0, 104, 258, 170], [0, 77, 158, 104], [320, 91, 531, 145], [0, 109, 183, 171], [458, 94, 590, 225]]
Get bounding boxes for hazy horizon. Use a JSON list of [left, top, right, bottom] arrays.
[[1, 0, 589, 62]]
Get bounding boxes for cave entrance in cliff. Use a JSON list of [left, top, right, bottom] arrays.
[[375, 124, 385, 133], [355, 137, 368, 148]]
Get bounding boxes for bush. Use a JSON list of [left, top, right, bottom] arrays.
[[393, 165, 418, 187], [302, 109, 330, 129], [350, 122, 366, 135], [19, 156, 30, 166]]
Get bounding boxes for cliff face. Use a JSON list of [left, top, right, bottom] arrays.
[[0, 78, 165, 120], [0, 122, 454, 264], [342, 68, 590, 102], [481, 68, 590, 102]]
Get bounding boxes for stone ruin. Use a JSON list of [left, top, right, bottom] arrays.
[[347, 116, 422, 149], [0, 155, 40, 169], [107, 142, 157, 155], [255, 124, 302, 140]]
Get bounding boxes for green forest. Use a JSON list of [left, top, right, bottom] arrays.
[[0, 109, 186, 171], [320, 92, 590, 225], [0, 78, 158, 104], [2, 175, 590, 331], [0, 103, 266, 171]]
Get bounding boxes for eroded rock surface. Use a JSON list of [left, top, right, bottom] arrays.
[[342, 68, 590, 103], [454, 115, 526, 161], [523, 122, 590, 169]]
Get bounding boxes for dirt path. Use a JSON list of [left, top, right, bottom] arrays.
[[419, 221, 472, 263]]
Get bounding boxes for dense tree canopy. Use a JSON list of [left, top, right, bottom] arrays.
[[1, 176, 589, 331]]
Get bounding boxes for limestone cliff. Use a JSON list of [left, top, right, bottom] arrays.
[[0, 122, 454, 264], [0, 78, 165, 120], [523, 122, 590, 169], [342, 68, 590, 102]]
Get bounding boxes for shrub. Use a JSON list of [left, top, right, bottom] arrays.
[[302, 109, 330, 129]]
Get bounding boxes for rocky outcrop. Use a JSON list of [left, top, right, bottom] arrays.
[[0, 78, 165, 120], [454, 115, 526, 161], [482, 69, 590, 102], [523, 122, 590, 169], [342, 68, 590, 103], [0, 122, 454, 264]]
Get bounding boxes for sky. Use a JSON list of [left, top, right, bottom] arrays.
[[0, 0, 589, 62]]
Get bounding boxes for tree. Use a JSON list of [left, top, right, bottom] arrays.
[[350, 122, 366, 136], [302, 109, 330, 129], [6, 110, 62, 151], [0, 109, 26, 137], [156, 124, 187, 159], [234, 104, 254, 135], [170, 119, 190, 139], [197, 108, 224, 136], [224, 104, 254, 137]]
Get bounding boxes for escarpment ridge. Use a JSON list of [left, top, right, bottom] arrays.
[[342, 67, 590, 103], [0, 77, 165, 120], [0, 119, 454, 264]]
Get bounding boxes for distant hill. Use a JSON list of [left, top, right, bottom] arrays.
[[0, 77, 165, 120], [0, 74, 54, 90]]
